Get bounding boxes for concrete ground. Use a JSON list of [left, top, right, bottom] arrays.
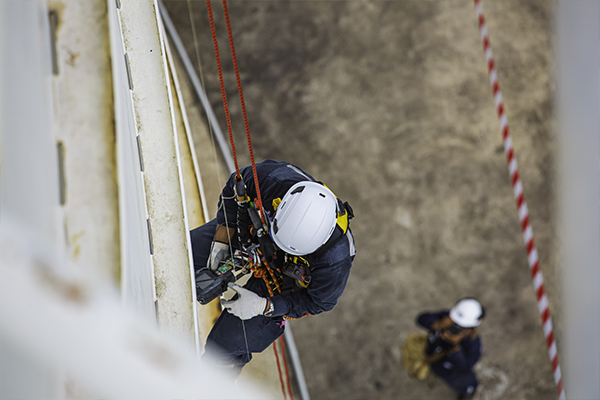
[[163, 1, 559, 399]]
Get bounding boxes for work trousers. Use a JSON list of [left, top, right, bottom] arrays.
[[190, 219, 285, 371], [431, 362, 478, 399]]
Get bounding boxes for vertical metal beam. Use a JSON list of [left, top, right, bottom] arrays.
[[556, 1, 600, 398], [163, 25, 211, 226], [158, 0, 236, 174], [108, 0, 156, 325], [117, 0, 197, 347], [49, 0, 121, 285], [0, 1, 62, 398], [163, 23, 214, 353], [284, 327, 311, 400]]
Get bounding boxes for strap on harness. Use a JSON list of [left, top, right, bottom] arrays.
[[237, 177, 354, 291]]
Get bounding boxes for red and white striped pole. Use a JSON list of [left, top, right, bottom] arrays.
[[473, 1, 566, 399]]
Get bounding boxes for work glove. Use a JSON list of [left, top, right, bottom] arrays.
[[221, 283, 267, 320], [208, 241, 230, 271]]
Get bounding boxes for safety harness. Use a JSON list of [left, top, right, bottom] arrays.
[[236, 180, 353, 295]]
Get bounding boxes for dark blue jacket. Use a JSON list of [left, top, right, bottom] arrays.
[[416, 310, 482, 375], [217, 160, 355, 319]]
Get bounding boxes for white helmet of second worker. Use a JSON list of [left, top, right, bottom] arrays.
[[270, 181, 338, 256], [449, 298, 485, 328]]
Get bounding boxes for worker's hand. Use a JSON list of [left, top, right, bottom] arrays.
[[208, 241, 230, 271], [430, 316, 453, 331], [441, 328, 470, 345], [221, 283, 267, 320]]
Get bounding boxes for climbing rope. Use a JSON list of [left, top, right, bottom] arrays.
[[472, 2, 565, 399], [221, 0, 265, 223], [206, 0, 266, 222], [280, 336, 294, 400], [185, 0, 225, 190], [250, 256, 283, 297], [271, 336, 295, 400], [273, 338, 289, 400], [204, 2, 293, 398], [205, 0, 240, 176]]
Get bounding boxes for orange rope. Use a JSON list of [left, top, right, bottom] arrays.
[[205, 0, 240, 177], [221, 0, 265, 222], [265, 262, 282, 294], [249, 256, 282, 297], [205, 3, 293, 397], [280, 337, 294, 400], [273, 342, 288, 400]]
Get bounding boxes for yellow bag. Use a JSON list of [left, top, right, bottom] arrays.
[[401, 333, 432, 380]]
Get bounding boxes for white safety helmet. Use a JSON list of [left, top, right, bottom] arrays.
[[449, 298, 485, 328], [270, 181, 338, 256]]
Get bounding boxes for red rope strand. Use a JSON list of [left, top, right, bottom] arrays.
[[205, 0, 240, 177], [473, 1, 565, 398], [221, 0, 265, 221], [204, 4, 293, 398], [273, 342, 288, 400], [280, 337, 294, 400]]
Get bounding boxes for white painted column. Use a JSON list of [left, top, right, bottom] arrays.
[[0, 227, 267, 400], [49, 0, 121, 284], [164, 31, 219, 350], [116, 0, 198, 347], [108, 0, 157, 326], [0, 1, 62, 398]]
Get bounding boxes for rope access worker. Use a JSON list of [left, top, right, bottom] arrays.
[[191, 159, 355, 374], [416, 298, 485, 400]]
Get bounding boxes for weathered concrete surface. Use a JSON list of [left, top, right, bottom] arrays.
[[164, 1, 558, 398]]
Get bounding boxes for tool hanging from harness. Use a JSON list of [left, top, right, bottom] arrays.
[[235, 176, 276, 259]]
